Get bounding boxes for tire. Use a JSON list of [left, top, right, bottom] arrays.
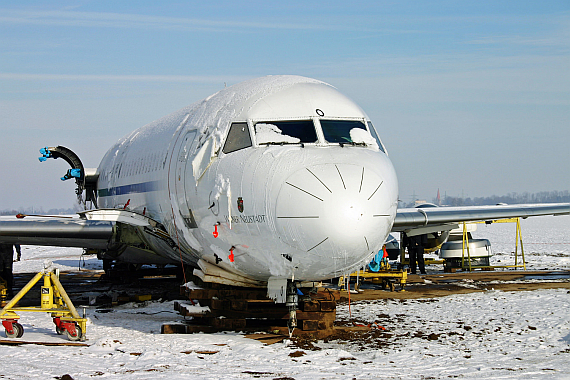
[[15, 323, 24, 338], [5, 323, 23, 339], [65, 324, 82, 341]]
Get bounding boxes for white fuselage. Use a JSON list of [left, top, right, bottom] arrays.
[[96, 76, 399, 282]]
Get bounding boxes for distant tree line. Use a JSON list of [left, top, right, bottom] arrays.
[[0, 207, 77, 216], [436, 190, 570, 207]]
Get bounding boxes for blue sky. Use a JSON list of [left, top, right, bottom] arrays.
[[1, 1, 569, 210]]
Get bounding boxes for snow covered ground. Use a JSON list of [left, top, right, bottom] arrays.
[[1, 215, 569, 379]]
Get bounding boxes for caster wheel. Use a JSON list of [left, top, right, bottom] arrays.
[[65, 324, 83, 341], [5, 322, 24, 339]]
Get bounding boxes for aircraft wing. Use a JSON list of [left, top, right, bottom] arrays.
[[0, 210, 179, 266], [0, 216, 115, 249], [392, 203, 570, 235]]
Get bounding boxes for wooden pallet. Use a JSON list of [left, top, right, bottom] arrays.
[[162, 286, 339, 337]]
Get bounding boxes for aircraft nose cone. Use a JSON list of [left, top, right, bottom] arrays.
[[275, 163, 394, 270]]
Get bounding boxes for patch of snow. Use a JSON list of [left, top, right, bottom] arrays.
[[349, 127, 378, 149], [182, 281, 203, 290], [255, 123, 301, 144], [211, 173, 230, 202], [179, 303, 210, 315]]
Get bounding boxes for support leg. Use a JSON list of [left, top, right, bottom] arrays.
[[285, 281, 298, 337]]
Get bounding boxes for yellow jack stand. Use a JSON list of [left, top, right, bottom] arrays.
[[0, 277, 7, 308], [0, 266, 87, 341], [339, 269, 408, 292]]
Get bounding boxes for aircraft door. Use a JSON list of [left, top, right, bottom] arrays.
[[174, 130, 199, 229], [192, 135, 217, 181]]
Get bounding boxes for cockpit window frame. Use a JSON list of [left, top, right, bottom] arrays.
[[367, 121, 387, 154]]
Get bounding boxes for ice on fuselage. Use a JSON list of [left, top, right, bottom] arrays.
[[212, 174, 231, 201], [255, 123, 301, 144]]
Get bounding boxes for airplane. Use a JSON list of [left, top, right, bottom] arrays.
[[1, 75, 568, 314]]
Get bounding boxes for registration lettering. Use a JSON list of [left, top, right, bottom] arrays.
[[225, 214, 267, 224]]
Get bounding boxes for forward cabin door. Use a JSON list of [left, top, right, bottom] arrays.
[[173, 130, 198, 229]]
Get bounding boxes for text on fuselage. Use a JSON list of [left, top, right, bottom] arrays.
[[225, 214, 267, 224]]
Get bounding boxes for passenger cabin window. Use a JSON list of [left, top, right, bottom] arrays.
[[255, 120, 318, 145], [320, 120, 367, 144], [222, 122, 252, 154], [367, 122, 386, 153]]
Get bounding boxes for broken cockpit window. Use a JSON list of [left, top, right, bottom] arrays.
[[255, 120, 318, 145]]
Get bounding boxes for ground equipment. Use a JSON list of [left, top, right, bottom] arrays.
[[0, 276, 7, 308], [0, 263, 87, 341]]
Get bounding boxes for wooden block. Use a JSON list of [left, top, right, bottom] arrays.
[[301, 301, 320, 312], [217, 318, 246, 330], [183, 325, 219, 334], [318, 319, 334, 330], [294, 311, 336, 322], [210, 318, 246, 330], [319, 300, 336, 312], [232, 319, 247, 329], [301, 320, 319, 331], [186, 289, 211, 300], [161, 324, 188, 334], [211, 318, 232, 329], [210, 299, 229, 310], [231, 300, 248, 311]]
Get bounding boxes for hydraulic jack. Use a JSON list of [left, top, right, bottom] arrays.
[[0, 264, 87, 341]]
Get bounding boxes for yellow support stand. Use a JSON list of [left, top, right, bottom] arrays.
[[0, 266, 87, 341], [460, 218, 526, 271], [0, 276, 7, 308], [461, 222, 472, 271], [340, 269, 408, 292]]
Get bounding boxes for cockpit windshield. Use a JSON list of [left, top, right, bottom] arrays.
[[320, 120, 366, 143], [255, 120, 318, 144], [247, 119, 385, 152]]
